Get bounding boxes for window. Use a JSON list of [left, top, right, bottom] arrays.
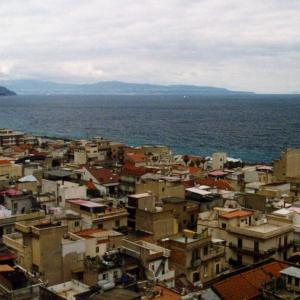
[[193, 272, 200, 283], [204, 264, 208, 277], [13, 202, 18, 210], [183, 206, 186, 212], [102, 273, 108, 280], [96, 246, 99, 253], [203, 246, 208, 256], [222, 223, 227, 229], [113, 270, 119, 279], [98, 223, 103, 229], [75, 221, 79, 227], [115, 220, 120, 228], [254, 241, 259, 252], [288, 276, 292, 285], [192, 249, 200, 259], [216, 264, 220, 274], [295, 278, 299, 287], [238, 238, 243, 248]]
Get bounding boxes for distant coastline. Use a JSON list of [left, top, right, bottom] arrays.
[[0, 79, 254, 96], [0, 86, 16, 96]]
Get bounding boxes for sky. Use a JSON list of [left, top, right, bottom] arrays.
[[0, 0, 299, 93]]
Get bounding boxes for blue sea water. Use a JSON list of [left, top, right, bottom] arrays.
[[0, 94, 300, 163]]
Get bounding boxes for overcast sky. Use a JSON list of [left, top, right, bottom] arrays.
[[0, 0, 299, 93]]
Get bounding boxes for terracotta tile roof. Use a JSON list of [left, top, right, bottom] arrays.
[[85, 180, 97, 190], [121, 163, 147, 177], [189, 167, 202, 174], [86, 166, 119, 184], [213, 261, 288, 300], [199, 178, 234, 191], [10, 145, 24, 153], [125, 153, 147, 163], [18, 144, 31, 151], [75, 228, 105, 238], [0, 160, 11, 165], [182, 180, 194, 188], [220, 210, 254, 219]]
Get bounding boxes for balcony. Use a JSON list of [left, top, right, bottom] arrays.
[[159, 269, 175, 282], [191, 258, 202, 267], [278, 242, 294, 251], [229, 242, 276, 259], [202, 245, 225, 262], [3, 233, 26, 254]]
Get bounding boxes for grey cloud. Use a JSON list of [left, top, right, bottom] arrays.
[[0, 0, 299, 92]]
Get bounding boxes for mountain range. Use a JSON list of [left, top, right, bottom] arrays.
[[0, 79, 254, 95], [0, 86, 16, 96]]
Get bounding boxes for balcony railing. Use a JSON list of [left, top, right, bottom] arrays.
[[229, 242, 276, 258], [202, 246, 225, 262]]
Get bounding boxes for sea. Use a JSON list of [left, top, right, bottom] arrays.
[[0, 94, 300, 163]]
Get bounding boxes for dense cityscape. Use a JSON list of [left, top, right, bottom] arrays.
[[0, 128, 298, 299]]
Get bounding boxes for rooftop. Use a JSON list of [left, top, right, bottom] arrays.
[[213, 261, 288, 300], [67, 199, 105, 208], [220, 210, 254, 219], [185, 187, 212, 196], [280, 266, 300, 279]]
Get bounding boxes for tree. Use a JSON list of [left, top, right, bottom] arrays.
[[182, 155, 190, 166]]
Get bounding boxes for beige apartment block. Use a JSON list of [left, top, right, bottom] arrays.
[[160, 229, 226, 285], [136, 208, 178, 241], [3, 219, 68, 285], [122, 239, 175, 287], [66, 199, 128, 230], [135, 173, 185, 200], [212, 209, 294, 266]]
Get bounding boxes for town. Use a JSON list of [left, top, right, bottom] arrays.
[[0, 128, 299, 299]]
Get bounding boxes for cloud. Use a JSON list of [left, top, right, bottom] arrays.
[[0, 0, 299, 92]]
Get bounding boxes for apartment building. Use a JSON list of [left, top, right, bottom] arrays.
[[0, 129, 24, 147], [136, 173, 185, 201], [3, 219, 68, 285], [212, 209, 294, 266], [160, 229, 226, 285], [0, 265, 42, 300], [162, 197, 199, 231], [66, 199, 128, 230], [122, 239, 175, 287]]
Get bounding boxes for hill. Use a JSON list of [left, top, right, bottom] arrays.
[[0, 79, 254, 95], [0, 86, 16, 96]]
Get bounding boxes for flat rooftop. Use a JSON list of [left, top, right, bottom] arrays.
[[245, 223, 282, 234], [67, 199, 105, 208]]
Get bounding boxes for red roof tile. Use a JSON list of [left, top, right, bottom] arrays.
[[85, 180, 97, 190], [125, 153, 147, 163], [220, 210, 254, 219], [213, 262, 288, 300], [189, 167, 202, 174], [86, 166, 119, 184], [121, 163, 147, 177], [199, 178, 234, 191]]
